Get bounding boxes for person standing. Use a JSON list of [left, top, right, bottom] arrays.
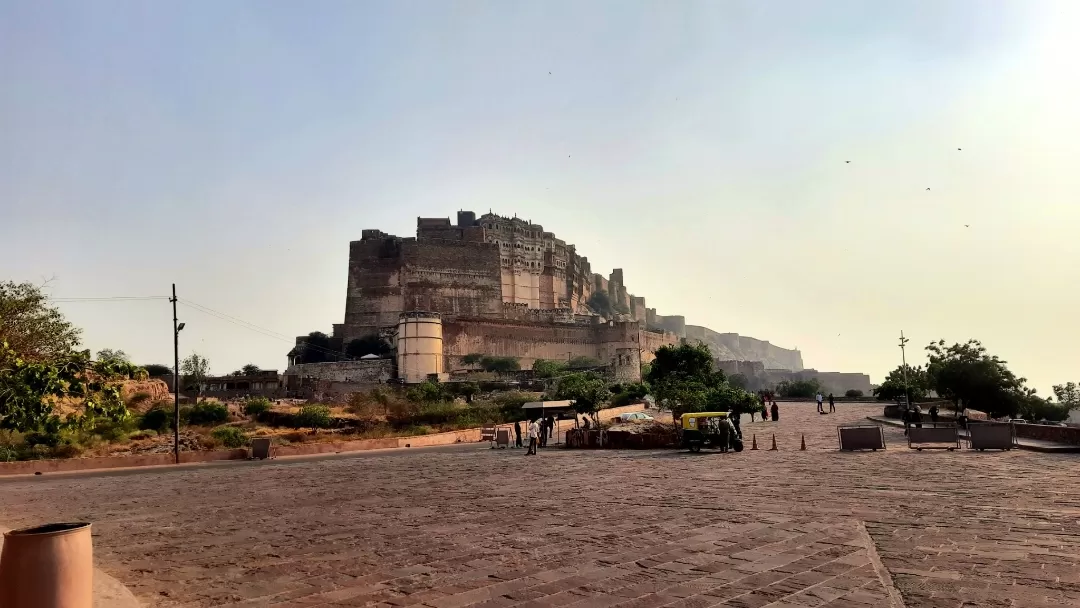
[[514, 420, 523, 448], [828, 393, 835, 413], [546, 415, 556, 442], [816, 393, 824, 414], [929, 404, 939, 423], [771, 402, 779, 422], [527, 419, 539, 455]]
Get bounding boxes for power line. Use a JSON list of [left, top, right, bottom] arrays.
[[49, 296, 169, 302]]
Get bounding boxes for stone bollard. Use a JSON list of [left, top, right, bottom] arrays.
[[770, 434, 778, 451], [751, 434, 758, 450], [800, 434, 806, 451], [0, 522, 93, 608]]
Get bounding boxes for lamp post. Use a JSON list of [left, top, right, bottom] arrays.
[[171, 284, 185, 465], [898, 331, 910, 411]]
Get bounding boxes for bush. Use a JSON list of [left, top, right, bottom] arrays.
[[242, 397, 272, 418], [776, 379, 823, 399], [845, 389, 864, 398], [294, 405, 332, 430], [128, 391, 152, 407], [129, 429, 158, 440], [479, 356, 520, 373], [406, 381, 446, 404], [211, 426, 248, 448], [187, 401, 229, 425], [139, 408, 172, 432]]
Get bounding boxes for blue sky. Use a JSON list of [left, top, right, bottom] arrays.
[[3, 1, 1079, 393]]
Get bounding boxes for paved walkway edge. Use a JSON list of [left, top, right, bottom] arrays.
[[857, 521, 907, 608], [0, 526, 143, 608]]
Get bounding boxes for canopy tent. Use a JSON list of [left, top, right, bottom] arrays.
[[522, 400, 575, 410]]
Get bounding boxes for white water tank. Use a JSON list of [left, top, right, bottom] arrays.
[[397, 312, 445, 383]]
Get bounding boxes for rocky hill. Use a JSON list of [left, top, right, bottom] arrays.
[[684, 325, 803, 371]]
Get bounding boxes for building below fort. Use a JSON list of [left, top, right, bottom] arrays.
[[296, 210, 842, 384]]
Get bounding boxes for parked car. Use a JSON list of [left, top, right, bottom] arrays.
[[617, 412, 655, 422]]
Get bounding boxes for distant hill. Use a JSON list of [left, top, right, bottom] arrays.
[[684, 325, 803, 371]]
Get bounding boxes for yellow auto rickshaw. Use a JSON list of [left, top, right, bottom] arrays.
[[680, 412, 743, 453]]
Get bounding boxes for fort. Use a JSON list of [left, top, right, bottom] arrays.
[[291, 210, 868, 390]]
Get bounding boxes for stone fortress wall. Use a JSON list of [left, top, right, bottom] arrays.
[[325, 209, 831, 383]]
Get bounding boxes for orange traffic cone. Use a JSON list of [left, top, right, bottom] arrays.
[[751, 434, 758, 450], [769, 434, 778, 451], [800, 434, 806, 451]]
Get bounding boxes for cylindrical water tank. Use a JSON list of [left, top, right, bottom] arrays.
[[397, 313, 444, 383]]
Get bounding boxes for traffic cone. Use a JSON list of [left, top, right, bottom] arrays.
[[800, 434, 806, 451], [751, 434, 758, 450], [770, 434, 778, 451]]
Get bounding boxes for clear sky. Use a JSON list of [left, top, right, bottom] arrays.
[[3, 1, 1078, 393]]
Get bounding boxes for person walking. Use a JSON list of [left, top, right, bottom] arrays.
[[514, 420, 523, 448], [526, 419, 539, 455], [771, 402, 779, 422], [828, 393, 835, 413], [816, 393, 824, 414], [546, 415, 556, 442]]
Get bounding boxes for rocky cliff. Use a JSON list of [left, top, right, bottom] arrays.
[[684, 325, 803, 371]]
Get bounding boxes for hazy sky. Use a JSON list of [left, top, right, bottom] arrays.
[[3, 1, 1079, 393]]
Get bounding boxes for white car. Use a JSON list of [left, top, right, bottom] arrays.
[[618, 412, 655, 422]]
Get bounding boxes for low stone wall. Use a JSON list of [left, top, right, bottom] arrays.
[[1014, 423, 1080, 446], [565, 429, 676, 449], [0, 448, 249, 476]]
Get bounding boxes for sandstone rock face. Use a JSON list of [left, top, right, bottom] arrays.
[[684, 325, 804, 371], [120, 379, 171, 409]]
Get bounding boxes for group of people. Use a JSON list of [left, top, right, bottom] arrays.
[[749, 392, 780, 422], [513, 415, 556, 455], [816, 392, 836, 414], [901, 403, 940, 434]]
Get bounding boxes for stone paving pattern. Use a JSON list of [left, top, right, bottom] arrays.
[[2, 403, 1079, 607]]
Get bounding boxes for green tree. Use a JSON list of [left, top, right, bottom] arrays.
[[293, 332, 341, 364], [462, 353, 483, 365], [479, 356, 520, 373], [0, 281, 82, 363], [345, 336, 393, 358], [552, 372, 611, 420], [567, 356, 601, 369], [925, 339, 1030, 418], [728, 373, 749, 390], [873, 364, 929, 403], [142, 363, 172, 377], [96, 349, 130, 365], [1052, 382, 1080, 409], [406, 381, 446, 404], [180, 353, 211, 403], [775, 378, 823, 399], [587, 292, 614, 318], [845, 389, 864, 398], [532, 359, 567, 378], [644, 342, 726, 420]]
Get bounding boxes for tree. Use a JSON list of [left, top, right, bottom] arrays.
[[728, 373, 749, 390], [229, 363, 261, 377], [532, 359, 567, 378], [462, 353, 484, 365], [567, 356, 600, 369], [142, 363, 172, 377], [293, 332, 341, 364], [479, 356, 520, 373], [845, 389, 864, 398], [180, 353, 210, 402], [644, 342, 727, 420], [96, 349, 130, 364], [552, 372, 611, 420], [0, 281, 81, 362], [345, 336, 392, 358], [587, 292, 614, 318], [775, 378, 823, 399], [925, 339, 1030, 418], [1053, 382, 1080, 409], [873, 364, 929, 403]]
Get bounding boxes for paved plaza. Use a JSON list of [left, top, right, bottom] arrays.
[[2, 403, 1079, 608]]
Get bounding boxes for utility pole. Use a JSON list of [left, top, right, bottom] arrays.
[[899, 330, 910, 411], [171, 284, 181, 465]]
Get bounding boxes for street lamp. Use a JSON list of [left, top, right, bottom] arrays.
[[898, 331, 911, 412], [171, 285, 184, 464]]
